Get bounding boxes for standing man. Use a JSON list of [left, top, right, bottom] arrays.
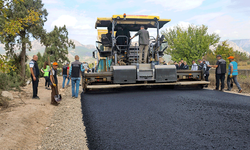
[[62, 62, 70, 89], [178, 61, 182, 70], [130, 26, 149, 63], [183, 61, 189, 70], [69, 55, 86, 98], [50, 62, 59, 105], [198, 59, 203, 70], [29, 55, 40, 99], [226, 56, 242, 93], [209, 55, 227, 91], [180, 59, 184, 69], [191, 60, 198, 71], [174, 61, 178, 69]]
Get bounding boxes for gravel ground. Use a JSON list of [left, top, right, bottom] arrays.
[[81, 87, 250, 150], [39, 86, 88, 150]]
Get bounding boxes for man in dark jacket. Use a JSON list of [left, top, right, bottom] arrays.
[[130, 26, 149, 63], [29, 55, 40, 99], [209, 55, 227, 91], [69, 55, 86, 98]]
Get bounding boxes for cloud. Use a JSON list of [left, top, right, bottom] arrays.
[[214, 30, 221, 34], [207, 15, 250, 40], [163, 21, 191, 31], [187, 12, 225, 24], [51, 15, 78, 28], [43, 0, 60, 4], [147, 0, 204, 11]]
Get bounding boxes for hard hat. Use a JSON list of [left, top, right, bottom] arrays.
[[53, 62, 58, 66], [227, 56, 234, 59]]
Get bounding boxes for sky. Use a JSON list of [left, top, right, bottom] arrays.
[[42, 0, 250, 45]]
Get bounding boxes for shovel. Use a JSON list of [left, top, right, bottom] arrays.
[[54, 85, 62, 102], [230, 78, 234, 88]]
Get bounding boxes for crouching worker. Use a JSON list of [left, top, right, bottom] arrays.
[[50, 62, 59, 106], [226, 56, 243, 93]]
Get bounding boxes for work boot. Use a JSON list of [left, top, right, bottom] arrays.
[[226, 89, 231, 91], [45, 86, 47, 89], [220, 89, 224, 92], [238, 89, 243, 93]]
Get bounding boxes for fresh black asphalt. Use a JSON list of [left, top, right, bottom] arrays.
[[81, 87, 250, 150]]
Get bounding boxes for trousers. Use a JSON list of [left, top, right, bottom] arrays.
[[31, 75, 39, 98], [139, 45, 149, 63], [51, 84, 58, 105], [216, 73, 225, 90], [227, 75, 242, 90]]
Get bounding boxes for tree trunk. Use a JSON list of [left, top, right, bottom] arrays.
[[20, 32, 26, 80]]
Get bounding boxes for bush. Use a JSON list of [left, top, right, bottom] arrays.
[[247, 61, 250, 65], [0, 73, 22, 91]]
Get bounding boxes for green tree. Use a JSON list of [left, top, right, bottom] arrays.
[[41, 25, 75, 67], [0, 0, 41, 37], [162, 24, 220, 64], [0, 0, 48, 80], [214, 40, 234, 65]]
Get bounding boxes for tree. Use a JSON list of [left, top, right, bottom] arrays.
[[0, 0, 48, 80], [41, 25, 75, 66], [214, 40, 234, 65], [162, 24, 220, 64]]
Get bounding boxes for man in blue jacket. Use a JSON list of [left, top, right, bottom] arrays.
[[226, 56, 242, 93]]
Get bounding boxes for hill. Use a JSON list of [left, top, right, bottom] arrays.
[[231, 39, 250, 54], [0, 39, 96, 63], [1, 39, 249, 62]]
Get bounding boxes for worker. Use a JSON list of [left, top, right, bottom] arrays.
[[180, 59, 184, 69], [201, 60, 210, 88], [226, 56, 242, 93], [50, 62, 59, 106], [69, 55, 86, 98], [191, 60, 198, 71], [198, 59, 203, 70], [178, 61, 182, 70], [62, 62, 70, 89], [209, 54, 227, 91], [29, 55, 40, 99], [183, 61, 189, 70], [174, 61, 178, 69], [130, 26, 149, 63], [41, 61, 50, 90]]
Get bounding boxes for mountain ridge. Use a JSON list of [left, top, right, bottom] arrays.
[[1, 39, 250, 62]]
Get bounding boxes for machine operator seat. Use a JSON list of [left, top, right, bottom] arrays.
[[101, 34, 112, 47]]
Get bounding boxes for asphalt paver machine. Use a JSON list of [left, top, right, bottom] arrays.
[[83, 14, 209, 92]]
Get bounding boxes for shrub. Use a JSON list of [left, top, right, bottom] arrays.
[[0, 73, 22, 91]]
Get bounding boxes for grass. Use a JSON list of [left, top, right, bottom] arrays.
[[208, 73, 250, 93]]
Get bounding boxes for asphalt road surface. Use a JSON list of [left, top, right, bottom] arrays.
[[81, 87, 250, 150]]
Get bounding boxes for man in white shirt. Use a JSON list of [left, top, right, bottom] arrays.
[[191, 60, 198, 71]]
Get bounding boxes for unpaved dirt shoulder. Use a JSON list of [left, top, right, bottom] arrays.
[[39, 82, 88, 149], [0, 77, 58, 150]]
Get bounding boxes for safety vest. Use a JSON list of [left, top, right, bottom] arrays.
[[228, 61, 238, 76], [43, 65, 50, 77], [71, 64, 81, 78]]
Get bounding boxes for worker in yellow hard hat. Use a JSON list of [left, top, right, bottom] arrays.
[[50, 62, 59, 105], [226, 56, 242, 93]]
